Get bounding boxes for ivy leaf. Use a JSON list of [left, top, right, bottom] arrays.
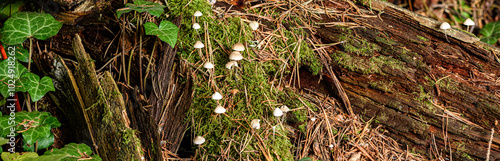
[[116, 0, 165, 18], [0, 113, 18, 138], [19, 72, 55, 102], [1, 152, 39, 161], [23, 133, 54, 152], [144, 21, 178, 47], [12, 45, 31, 63], [0, 111, 61, 151], [0, 137, 8, 152], [480, 21, 500, 45], [0, 12, 63, 45], [0, 59, 28, 98], [41, 143, 102, 161]]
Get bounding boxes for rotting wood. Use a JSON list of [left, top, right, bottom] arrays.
[[147, 16, 194, 155], [297, 0, 500, 160], [71, 34, 143, 161]]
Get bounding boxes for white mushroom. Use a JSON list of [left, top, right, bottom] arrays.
[[214, 104, 226, 114], [251, 119, 260, 129], [193, 136, 205, 145], [192, 23, 201, 30], [249, 21, 259, 31], [212, 92, 222, 100], [229, 51, 243, 61], [280, 105, 289, 113], [440, 22, 451, 42], [233, 43, 245, 51], [194, 41, 204, 49], [463, 18, 475, 33], [194, 11, 203, 17], [273, 108, 283, 117], [310, 117, 316, 122], [225, 61, 238, 69], [203, 61, 214, 69]]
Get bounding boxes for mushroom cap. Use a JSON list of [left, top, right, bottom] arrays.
[[194, 41, 204, 48], [212, 92, 223, 100], [194, 11, 203, 17], [310, 117, 316, 121], [193, 136, 205, 145], [229, 51, 243, 60], [249, 21, 259, 31], [192, 23, 201, 30], [225, 61, 238, 69], [203, 62, 214, 69], [233, 43, 245, 51], [251, 119, 260, 129], [273, 108, 283, 117], [464, 18, 475, 26], [329, 144, 334, 148], [214, 104, 226, 114], [440, 22, 451, 30], [280, 105, 289, 113]]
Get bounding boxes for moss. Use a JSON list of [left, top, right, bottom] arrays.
[[375, 36, 397, 46], [331, 51, 407, 74], [340, 34, 381, 57], [416, 36, 428, 41], [165, 0, 321, 158], [369, 80, 395, 93]]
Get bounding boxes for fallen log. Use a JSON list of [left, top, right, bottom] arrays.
[[290, 0, 500, 160]]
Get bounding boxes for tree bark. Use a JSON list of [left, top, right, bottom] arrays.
[[292, 1, 500, 160]]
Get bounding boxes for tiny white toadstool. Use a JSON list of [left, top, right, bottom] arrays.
[[463, 18, 475, 33], [440, 22, 451, 42], [328, 144, 334, 148], [310, 117, 316, 122], [229, 51, 243, 61], [273, 108, 283, 117], [233, 43, 245, 51], [249, 21, 259, 31], [203, 61, 214, 69], [194, 41, 204, 49], [212, 92, 222, 100], [251, 119, 261, 129], [225, 61, 238, 69], [194, 11, 203, 17], [280, 105, 289, 113], [192, 23, 201, 30], [193, 136, 205, 145], [214, 104, 226, 114]]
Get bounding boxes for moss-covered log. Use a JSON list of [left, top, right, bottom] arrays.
[[288, 0, 500, 160]]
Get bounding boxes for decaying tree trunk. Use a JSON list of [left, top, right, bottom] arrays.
[[46, 35, 144, 161], [288, 0, 500, 160]]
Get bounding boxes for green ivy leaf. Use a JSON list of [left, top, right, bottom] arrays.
[[0, 137, 8, 145], [0, 1, 23, 20], [0, 12, 63, 45], [0, 59, 28, 98], [0, 111, 61, 151], [23, 133, 54, 152], [41, 143, 102, 161], [0, 137, 8, 152], [1, 152, 39, 161], [12, 45, 31, 63], [19, 72, 55, 102], [144, 21, 178, 47], [480, 21, 500, 45], [116, 0, 165, 18]]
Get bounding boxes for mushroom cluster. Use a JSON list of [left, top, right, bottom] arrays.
[[190, 16, 296, 148]]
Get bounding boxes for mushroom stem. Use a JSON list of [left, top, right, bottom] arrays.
[[444, 30, 450, 43]]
